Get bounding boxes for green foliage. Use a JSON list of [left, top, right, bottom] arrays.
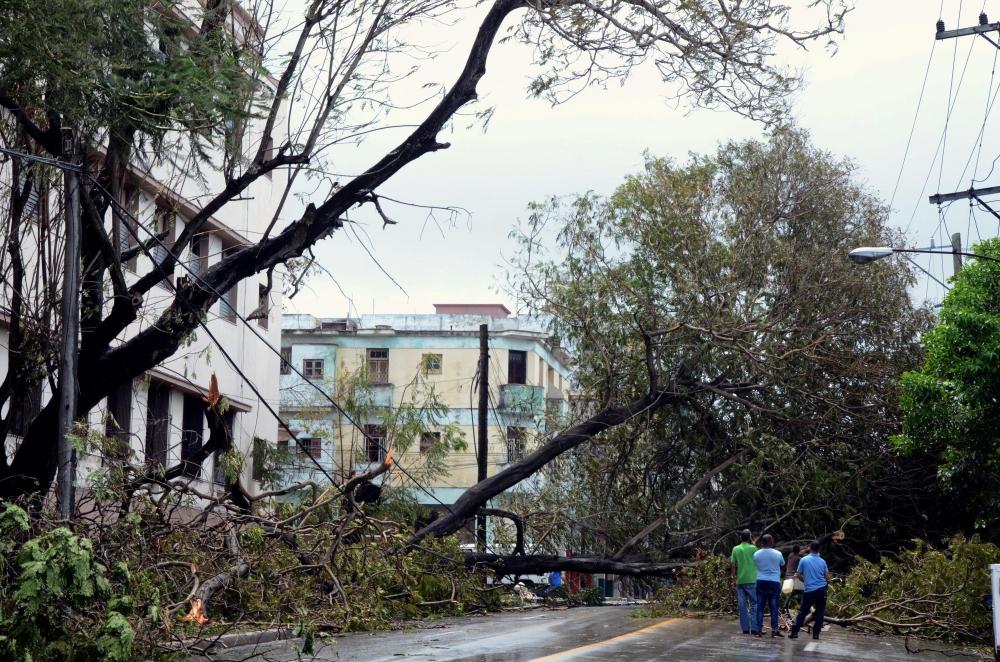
[[828, 536, 999, 642], [0, 522, 134, 661], [508, 127, 937, 560], [637, 555, 734, 618], [894, 238, 1000, 532], [0, 0, 261, 159]]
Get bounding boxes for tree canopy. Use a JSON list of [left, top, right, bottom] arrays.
[[894, 237, 1000, 535], [497, 128, 941, 561]]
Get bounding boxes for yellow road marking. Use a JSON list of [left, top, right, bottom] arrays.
[[528, 617, 679, 661]]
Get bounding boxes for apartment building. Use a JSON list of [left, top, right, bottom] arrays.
[[0, 5, 284, 497], [278, 305, 572, 512]]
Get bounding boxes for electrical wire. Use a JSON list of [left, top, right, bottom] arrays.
[[888, 34, 938, 210], [87, 174, 511, 554], [906, 30, 977, 234]]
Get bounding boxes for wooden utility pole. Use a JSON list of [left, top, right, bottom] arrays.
[[476, 323, 489, 552], [57, 128, 80, 520], [951, 232, 963, 276]]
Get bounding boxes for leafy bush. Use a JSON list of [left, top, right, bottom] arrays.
[[828, 536, 999, 642], [0, 507, 134, 661]]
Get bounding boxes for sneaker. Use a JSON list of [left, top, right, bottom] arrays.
[[789, 627, 799, 640], [742, 630, 750, 635], [772, 631, 785, 638], [753, 632, 762, 638]]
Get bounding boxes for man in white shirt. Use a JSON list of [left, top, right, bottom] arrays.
[[752, 534, 785, 637]]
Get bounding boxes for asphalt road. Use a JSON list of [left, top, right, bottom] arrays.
[[194, 607, 963, 661]]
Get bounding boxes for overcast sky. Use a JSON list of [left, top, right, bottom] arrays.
[[283, 1, 1000, 317]]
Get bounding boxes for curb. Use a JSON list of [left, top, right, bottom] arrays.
[[180, 626, 295, 657]]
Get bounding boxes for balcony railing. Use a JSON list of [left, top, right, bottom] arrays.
[[499, 383, 544, 413]]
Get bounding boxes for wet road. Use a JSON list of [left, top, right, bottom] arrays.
[[196, 607, 960, 661]]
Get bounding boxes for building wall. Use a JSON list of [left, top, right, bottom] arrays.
[[278, 314, 573, 506]]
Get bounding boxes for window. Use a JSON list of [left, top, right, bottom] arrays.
[[422, 353, 442, 375], [506, 427, 526, 463], [145, 381, 170, 469], [507, 350, 526, 385], [297, 437, 322, 459], [150, 206, 176, 288], [303, 358, 324, 379], [367, 349, 389, 384], [104, 380, 133, 461], [252, 437, 267, 481], [280, 347, 292, 375], [220, 283, 238, 322], [8, 379, 42, 438], [420, 431, 440, 454], [547, 365, 555, 388], [219, 246, 239, 322], [180, 394, 204, 464], [257, 284, 269, 329], [189, 234, 208, 278], [214, 411, 237, 485], [118, 187, 140, 272], [364, 424, 386, 462]]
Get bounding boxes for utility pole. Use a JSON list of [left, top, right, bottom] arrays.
[[951, 232, 963, 276], [56, 127, 80, 521], [476, 323, 489, 552], [930, 12, 1000, 249]]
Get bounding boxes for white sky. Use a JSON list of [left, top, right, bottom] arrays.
[[283, 1, 1000, 317]]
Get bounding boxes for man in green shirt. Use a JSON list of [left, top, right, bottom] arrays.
[[730, 529, 758, 634]]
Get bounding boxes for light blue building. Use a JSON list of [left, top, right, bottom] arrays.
[[277, 304, 572, 542]]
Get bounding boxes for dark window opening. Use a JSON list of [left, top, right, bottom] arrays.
[[214, 411, 237, 485], [420, 432, 440, 454], [297, 437, 322, 459], [8, 379, 42, 439], [252, 437, 267, 481], [303, 358, 324, 379], [145, 381, 170, 470], [367, 349, 389, 384], [507, 350, 527, 385], [506, 427, 526, 463], [181, 394, 204, 465], [189, 234, 208, 278], [104, 380, 133, 461], [364, 424, 386, 462], [280, 347, 292, 375]]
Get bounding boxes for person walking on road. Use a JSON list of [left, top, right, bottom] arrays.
[[730, 529, 758, 634], [752, 534, 785, 638], [790, 540, 831, 640]]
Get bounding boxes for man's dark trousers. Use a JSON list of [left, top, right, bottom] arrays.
[[791, 586, 827, 639]]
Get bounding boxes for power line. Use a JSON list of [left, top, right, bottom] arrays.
[[99, 180, 511, 554], [888, 34, 938, 210], [906, 31, 977, 234], [89, 175, 343, 488]]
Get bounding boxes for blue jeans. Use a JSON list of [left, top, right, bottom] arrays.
[[736, 583, 756, 632], [755, 580, 781, 633]]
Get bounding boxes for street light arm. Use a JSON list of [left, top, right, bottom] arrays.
[[890, 248, 1000, 264]]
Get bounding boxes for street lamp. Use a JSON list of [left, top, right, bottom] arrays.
[[848, 246, 1000, 265]]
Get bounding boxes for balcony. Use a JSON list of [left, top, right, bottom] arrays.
[[499, 383, 544, 414], [358, 383, 394, 408]]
